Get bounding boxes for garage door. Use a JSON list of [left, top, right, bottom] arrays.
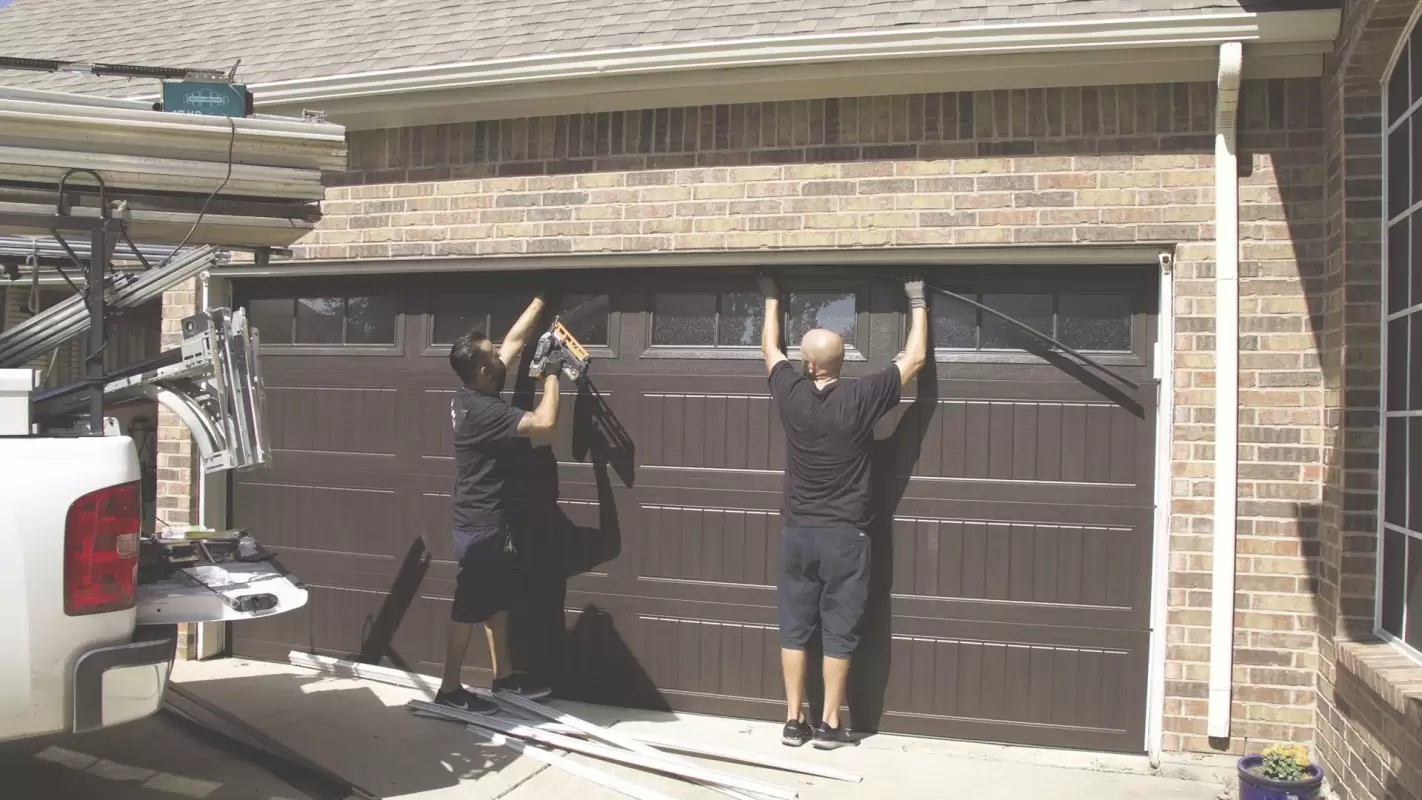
[[229, 265, 1158, 752]]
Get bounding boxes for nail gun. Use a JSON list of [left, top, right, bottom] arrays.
[[528, 317, 591, 382]]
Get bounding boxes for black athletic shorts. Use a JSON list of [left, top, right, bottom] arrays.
[[451, 524, 511, 624], [776, 526, 871, 658]]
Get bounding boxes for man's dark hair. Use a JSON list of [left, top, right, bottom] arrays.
[[449, 330, 491, 385]]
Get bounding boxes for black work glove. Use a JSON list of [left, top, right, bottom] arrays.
[[756, 269, 781, 299], [904, 274, 927, 309], [534, 272, 559, 304], [536, 355, 565, 379]]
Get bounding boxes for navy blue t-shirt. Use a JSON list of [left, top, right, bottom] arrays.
[[450, 387, 527, 530], [768, 361, 901, 530]]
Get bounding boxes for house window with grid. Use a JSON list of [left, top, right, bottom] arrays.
[[1380, 27, 1422, 656]]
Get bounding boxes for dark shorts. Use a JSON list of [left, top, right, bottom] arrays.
[[451, 524, 511, 624], [776, 526, 871, 658]]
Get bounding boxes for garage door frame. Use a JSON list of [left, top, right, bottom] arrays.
[[205, 243, 1177, 755]]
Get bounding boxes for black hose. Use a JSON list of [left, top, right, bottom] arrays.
[[868, 270, 1141, 390]]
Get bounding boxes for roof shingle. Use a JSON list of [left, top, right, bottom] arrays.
[[0, 0, 1261, 96]]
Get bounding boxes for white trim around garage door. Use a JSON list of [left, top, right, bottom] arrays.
[[213, 244, 1178, 741], [1146, 251, 1176, 762]]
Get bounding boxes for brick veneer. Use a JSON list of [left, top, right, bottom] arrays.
[[290, 79, 1329, 756], [1314, 0, 1422, 798], [157, 280, 199, 658]]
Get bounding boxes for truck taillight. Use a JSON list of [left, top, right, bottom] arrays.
[[64, 482, 141, 616]]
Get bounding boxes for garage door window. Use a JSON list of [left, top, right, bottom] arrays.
[[559, 293, 611, 346], [932, 290, 1132, 354], [1380, 25, 1422, 658], [650, 291, 763, 348], [246, 295, 397, 346], [432, 293, 522, 345], [786, 291, 857, 347], [648, 289, 862, 355], [433, 292, 610, 347]]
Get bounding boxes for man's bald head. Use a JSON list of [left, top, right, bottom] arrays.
[[800, 328, 845, 381]]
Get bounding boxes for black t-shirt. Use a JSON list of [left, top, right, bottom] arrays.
[[768, 360, 901, 530], [450, 387, 528, 530]]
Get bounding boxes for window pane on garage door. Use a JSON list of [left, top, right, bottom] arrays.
[[1058, 293, 1132, 352], [787, 291, 856, 345], [296, 297, 343, 344], [247, 298, 294, 344], [653, 293, 716, 345], [347, 296, 397, 344], [980, 293, 1052, 349], [559, 293, 610, 345]]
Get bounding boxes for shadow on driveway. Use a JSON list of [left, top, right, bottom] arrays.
[[171, 664, 529, 799]]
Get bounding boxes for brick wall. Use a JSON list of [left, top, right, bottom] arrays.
[[277, 80, 1332, 753], [158, 279, 200, 659], [1314, 0, 1422, 798]]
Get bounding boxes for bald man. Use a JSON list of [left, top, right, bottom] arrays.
[[758, 271, 928, 750]]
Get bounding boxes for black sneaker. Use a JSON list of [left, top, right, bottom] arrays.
[[812, 721, 858, 750], [492, 672, 552, 700], [781, 719, 813, 747], [433, 687, 499, 715]]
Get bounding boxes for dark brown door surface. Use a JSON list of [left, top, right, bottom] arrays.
[[229, 265, 1158, 752]]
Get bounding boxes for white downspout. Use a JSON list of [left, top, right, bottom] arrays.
[[1208, 41, 1243, 741]]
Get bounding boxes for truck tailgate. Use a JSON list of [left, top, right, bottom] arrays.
[[135, 561, 308, 625]]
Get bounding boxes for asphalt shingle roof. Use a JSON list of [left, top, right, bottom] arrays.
[[0, 0, 1271, 96]]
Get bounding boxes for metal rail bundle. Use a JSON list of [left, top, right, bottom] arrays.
[[0, 233, 180, 266], [0, 244, 220, 368]]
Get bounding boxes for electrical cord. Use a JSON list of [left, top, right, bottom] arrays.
[[155, 116, 237, 271]]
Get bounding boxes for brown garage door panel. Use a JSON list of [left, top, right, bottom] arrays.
[[641, 393, 786, 471], [639, 505, 782, 587], [580, 606, 1146, 751], [900, 399, 1143, 486], [881, 634, 1139, 728], [638, 615, 786, 702], [265, 386, 402, 455], [234, 481, 402, 557], [888, 518, 1141, 610], [232, 268, 1159, 753]]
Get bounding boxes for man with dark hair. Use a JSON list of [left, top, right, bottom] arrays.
[[436, 288, 563, 714], [758, 270, 928, 749]]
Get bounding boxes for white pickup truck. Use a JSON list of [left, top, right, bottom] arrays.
[[0, 308, 306, 743]]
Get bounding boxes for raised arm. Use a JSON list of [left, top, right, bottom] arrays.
[[894, 276, 928, 388], [498, 286, 552, 370], [758, 270, 788, 374], [516, 374, 561, 436]]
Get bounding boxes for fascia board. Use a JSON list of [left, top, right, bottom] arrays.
[[283, 40, 1333, 131], [231, 9, 1338, 110]]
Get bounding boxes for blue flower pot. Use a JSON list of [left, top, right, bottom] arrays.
[[1237, 755, 1324, 800]]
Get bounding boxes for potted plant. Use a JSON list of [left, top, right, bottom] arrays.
[[1238, 743, 1324, 800]]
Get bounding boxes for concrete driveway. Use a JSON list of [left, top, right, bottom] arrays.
[[1, 658, 1235, 800], [0, 710, 309, 800]]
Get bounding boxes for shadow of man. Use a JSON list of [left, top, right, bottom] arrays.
[[506, 377, 636, 700], [848, 351, 939, 734]]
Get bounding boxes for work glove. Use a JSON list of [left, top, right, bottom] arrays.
[[534, 272, 559, 303], [536, 355, 565, 379], [756, 269, 781, 299], [904, 274, 927, 309]]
